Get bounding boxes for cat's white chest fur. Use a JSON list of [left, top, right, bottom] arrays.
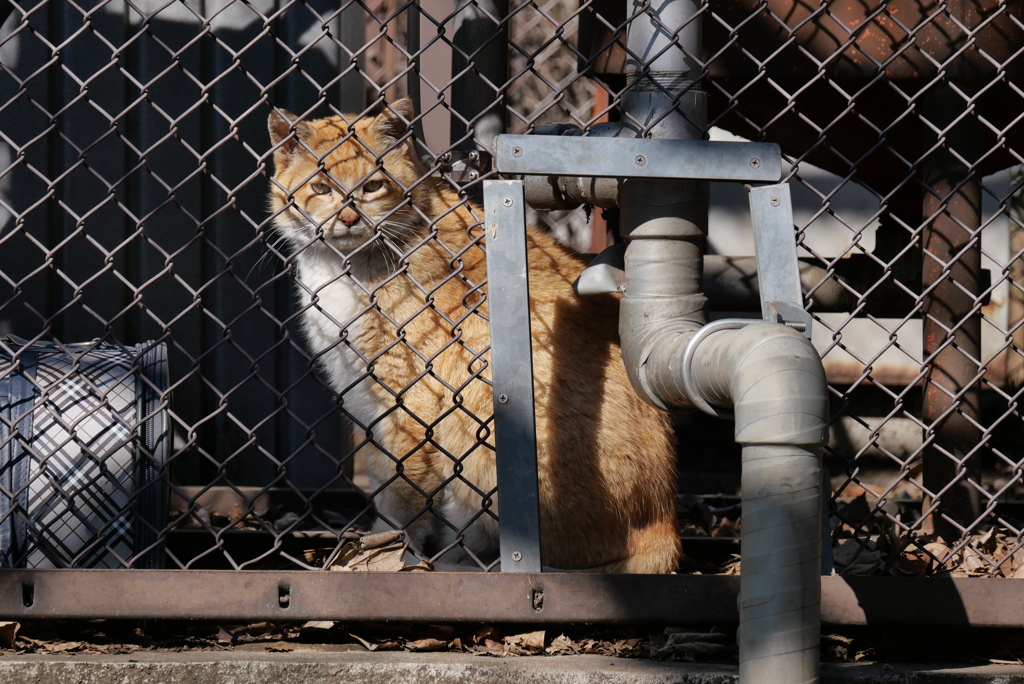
[[292, 249, 381, 434]]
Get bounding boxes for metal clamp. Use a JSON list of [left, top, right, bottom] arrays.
[[679, 318, 756, 419], [438, 149, 491, 183]]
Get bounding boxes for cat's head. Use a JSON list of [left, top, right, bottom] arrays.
[[267, 99, 427, 255]]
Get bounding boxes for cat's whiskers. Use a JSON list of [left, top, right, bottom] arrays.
[[380, 218, 424, 245], [246, 233, 291, 281]]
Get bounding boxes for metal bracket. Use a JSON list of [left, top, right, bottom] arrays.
[[495, 134, 810, 337], [483, 136, 809, 572], [496, 135, 782, 183], [483, 180, 542, 574], [438, 149, 491, 183], [572, 242, 625, 296], [748, 183, 813, 337]]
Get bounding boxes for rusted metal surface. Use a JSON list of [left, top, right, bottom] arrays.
[[706, 0, 1024, 82], [582, 0, 1024, 81], [0, 0, 1019, 622], [919, 90, 984, 540], [0, 571, 740, 624], [579, 0, 1024, 187], [821, 576, 1024, 628], [3, 571, 1024, 627]]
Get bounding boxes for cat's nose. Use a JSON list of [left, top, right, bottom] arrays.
[[338, 209, 360, 227]]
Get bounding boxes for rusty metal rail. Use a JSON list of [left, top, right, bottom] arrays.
[[0, 0, 1022, 627], [1, 571, 1021, 628]]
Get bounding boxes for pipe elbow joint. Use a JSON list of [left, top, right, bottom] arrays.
[[619, 296, 705, 411], [723, 324, 829, 449], [621, 321, 695, 412]]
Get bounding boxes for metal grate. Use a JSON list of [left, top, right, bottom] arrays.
[[0, 0, 1020, 591]]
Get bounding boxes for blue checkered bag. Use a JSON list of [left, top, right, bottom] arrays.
[[0, 338, 168, 568]]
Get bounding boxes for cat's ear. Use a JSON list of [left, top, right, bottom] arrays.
[[369, 98, 415, 144], [268, 109, 314, 165]]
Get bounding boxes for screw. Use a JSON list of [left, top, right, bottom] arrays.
[[468, 150, 479, 162], [770, 196, 780, 207], [468, 171, 478, 180], [438, 152, 451, 163], [634, 155, 646, 167], [512, 146, 523, 157], [750, 158, 761, 168], [502, 197, 513, 207], [512, 551, 522, 562], [498, 393, 509, 403]]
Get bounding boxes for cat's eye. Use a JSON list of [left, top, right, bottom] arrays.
[[310, 182, 332, 195], [361, 179, 385, 194]]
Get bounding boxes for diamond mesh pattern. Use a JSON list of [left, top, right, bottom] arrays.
[[0, 0, 1019, 578]]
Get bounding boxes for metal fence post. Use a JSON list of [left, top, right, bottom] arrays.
[[483, 179, 542, 572]]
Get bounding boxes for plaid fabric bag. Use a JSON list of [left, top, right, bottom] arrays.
[[0, 338, 168, 568]]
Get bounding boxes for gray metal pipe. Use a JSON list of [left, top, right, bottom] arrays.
[[690, 323, 827, 683], [616, 0, 828, 681]]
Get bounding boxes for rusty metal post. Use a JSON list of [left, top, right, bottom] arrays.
[[920, 89, 983, 540]]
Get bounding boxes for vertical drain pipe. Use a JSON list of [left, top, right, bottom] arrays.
[[616, 0, 828, 681]]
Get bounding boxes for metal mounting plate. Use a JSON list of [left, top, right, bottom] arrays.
[[749, 183, 813, 337], [483, 180, 542, 573], [495, 135, 783, 183]]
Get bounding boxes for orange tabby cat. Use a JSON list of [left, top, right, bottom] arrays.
[[267, 99, 680, 572]]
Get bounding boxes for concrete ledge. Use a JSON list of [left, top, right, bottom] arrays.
[[1, 651, 1023, 683]]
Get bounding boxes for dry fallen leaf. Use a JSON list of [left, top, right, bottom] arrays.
[[400, 560, 435, 572], [301, 621, 335, 633], [0, 622, 19, 649], [405, 638, 449, 652], [545, 634, 577, 656], [504, 630, 545, 654], [892, 550, 932, 577], [721, 555, 741, 576], [234, 622, 279, 637], [349, 633, 401, 652], [322, 530, 432, 573], [611, 638, 643, 656]]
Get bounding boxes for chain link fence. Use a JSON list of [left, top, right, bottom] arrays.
[[0, 0, 1021, 589]]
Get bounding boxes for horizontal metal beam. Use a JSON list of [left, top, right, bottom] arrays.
[[0, 570, 738, 623], [1, 571, 1021, 627], [494, 135, 782, 183]]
